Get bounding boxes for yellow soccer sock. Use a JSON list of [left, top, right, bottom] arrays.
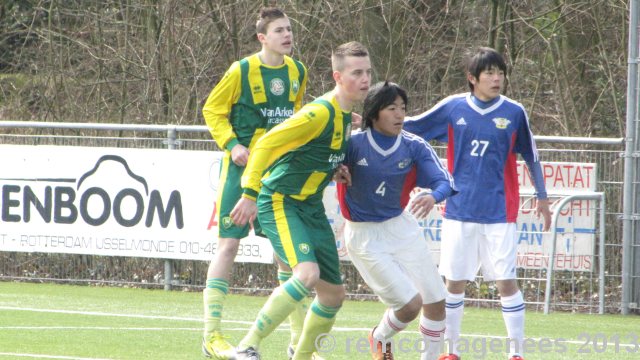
[[293, 299, 340, 360], [203, 278, 228, 335], [239, 276, 310, 350], [278, 270, 308, 348]]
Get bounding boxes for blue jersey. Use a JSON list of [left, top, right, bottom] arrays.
[[404, 93, 547, 224], [338, 128, 455, 222]]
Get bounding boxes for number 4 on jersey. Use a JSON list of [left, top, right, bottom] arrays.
[[375, 181, 386, 196]]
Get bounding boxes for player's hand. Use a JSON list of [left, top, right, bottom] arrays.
[[351, 112, 362, 131], [536, 198, 552, 231], [409, 193, 436, 219], [333, 164, 351, 186], [230, 144, 249, 166], [230, 197, 257, 226]]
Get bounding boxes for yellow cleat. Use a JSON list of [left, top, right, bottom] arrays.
[[202, 332, 237, 359]]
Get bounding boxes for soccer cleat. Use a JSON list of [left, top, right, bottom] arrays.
[[509, 356, 524, 360], [202, 332, 236, 359], [287, 344, 295, 359], [235, 347, 260, 360], [311, 352, 326, 360], [437, 354, 460, 360], [368, 327, 394, 360]]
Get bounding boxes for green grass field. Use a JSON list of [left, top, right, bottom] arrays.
[[0, 282, 638, 359]]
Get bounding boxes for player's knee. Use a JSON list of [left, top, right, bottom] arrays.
[[215, 238, 240, 259], [292, 263, 320, 289], [446, 280, 467, 294], [299, 273, 320, 289], [398, 294, 422, 321], [496, 279, 519, 297], [422, 299, 446, 321], [334, 284, 346, 304], [320, 284, 345, 308]]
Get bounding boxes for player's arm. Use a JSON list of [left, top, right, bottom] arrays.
[[241, 103, 329, 198], [230, 104, 329, 226], [403, 95, 455, 142], [527, 161, 552, 231], [202, 62, 242, 152], [514, 110, 552, 231], [410, 138, 457, 218]]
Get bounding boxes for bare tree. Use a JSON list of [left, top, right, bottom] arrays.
[[0, 0, 629, 138]]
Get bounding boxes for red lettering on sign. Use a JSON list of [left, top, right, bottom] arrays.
[[207, 201, 218, 230]]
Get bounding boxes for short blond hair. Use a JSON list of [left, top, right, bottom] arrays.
[[331, 41, 369, 71]]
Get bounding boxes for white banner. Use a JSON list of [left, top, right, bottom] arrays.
[[0, 145, 273, 263], [1, 145, 597, 271]]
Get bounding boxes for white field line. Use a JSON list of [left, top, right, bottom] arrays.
[[0, 306, 236, 323], [0, 353, 113, 360], [0, 306, 637, 349], [0, 326, 203, 331]]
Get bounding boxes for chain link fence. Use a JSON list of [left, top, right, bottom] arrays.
[[0, 123, 625, 313]]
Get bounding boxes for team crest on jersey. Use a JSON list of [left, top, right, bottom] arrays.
[[492, 117, 511, 129], [270, 78, 285, 96], [292, 79, 300, 95], [222, 217, 233, 229], [398, 158, 411, 169], [299, 243, 310, 254]]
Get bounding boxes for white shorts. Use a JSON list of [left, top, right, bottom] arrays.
[[439, 219, 517, 282], [345, 212, 446, 310]]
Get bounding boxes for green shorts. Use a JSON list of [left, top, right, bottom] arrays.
[[216, 152, 262, 239], [257, 188, 342, 285]]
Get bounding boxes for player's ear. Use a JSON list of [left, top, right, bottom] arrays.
[[332, 70, 341, 84], [257, 32, 266, 44], [466, 72, 477, 85]]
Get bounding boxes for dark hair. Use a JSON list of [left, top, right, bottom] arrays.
[[256, 7, 287, 35], [466, 47, 507, 91], [331, 41, 369, 71], [362, 81, 408, 130]]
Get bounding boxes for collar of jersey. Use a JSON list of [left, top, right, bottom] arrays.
[[365, 128, 402, 156], [466, 93, 505, 115]]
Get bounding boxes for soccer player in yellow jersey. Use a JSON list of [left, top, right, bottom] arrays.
[[230, 41, 372, 360], [201, 7, 307, 360]]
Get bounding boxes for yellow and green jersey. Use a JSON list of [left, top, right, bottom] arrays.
[[202, 53, 307, 151], [241, 91, 353, 202]]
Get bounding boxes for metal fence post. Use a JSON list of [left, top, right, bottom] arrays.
[[621, 0, 640, 315], [599, 195, 606, 315], [163, 127, 178, 291]]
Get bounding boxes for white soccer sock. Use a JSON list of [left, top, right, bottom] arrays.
[[501, 290, 525, 357], [373, 308, 409, 344], [419, 316, 445, 360], [444, 292, 465, 355]]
